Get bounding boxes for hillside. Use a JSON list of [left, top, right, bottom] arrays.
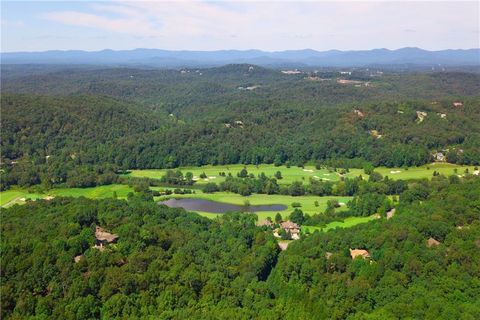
[[1, 176, 479, 319], [1, 93, 163, 162], [1, 66, 479, 190]]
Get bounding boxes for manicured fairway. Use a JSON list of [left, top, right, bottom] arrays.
[[0, 184, 134, 207], [0, 190, 45, 207], [125, 163, 477, 186], [344, 163, 476, 181], [49, 184, 134, 199], [302, 215, 378, 233], [125, 164, 342, 185], [154, 189, 352, 220]]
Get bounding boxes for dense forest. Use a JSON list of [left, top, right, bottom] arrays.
[[1, 65, 480, 190], [1, 176, 479, 319], [1, 63, 480, 319]]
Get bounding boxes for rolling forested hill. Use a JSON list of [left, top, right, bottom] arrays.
[[1, 65, 480, 189]]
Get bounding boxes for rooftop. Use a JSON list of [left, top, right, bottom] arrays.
[[95, 226, 119, 243], [350, 248, 371, 259]]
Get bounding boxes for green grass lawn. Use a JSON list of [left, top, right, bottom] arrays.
[[302, 215, 378, 233], [2, 184, 350, 221], [0, 184, 134, 208], [154, 189, 351, 220], [125, 164, 341, 185], [0, 190, 45, 207], [344, 163, 476, 181], [125, 162, 476, 187]]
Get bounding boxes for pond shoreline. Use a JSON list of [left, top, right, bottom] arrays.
[[160, 198, 287, 214]]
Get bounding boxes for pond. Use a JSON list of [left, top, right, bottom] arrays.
[[160, 198, 287, 214]]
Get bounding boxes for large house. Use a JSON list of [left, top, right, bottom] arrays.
[[349, 248, 371, 260], [433, 152, 445, 162], [427, 237, 441, 248], [280, 221, 300, 240], [94, 226, 119, 250]]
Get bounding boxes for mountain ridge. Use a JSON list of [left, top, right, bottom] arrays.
[[2, 47, 479, 68]]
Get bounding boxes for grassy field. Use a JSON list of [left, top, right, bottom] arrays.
[[1, 184, 350, 221], [344, 163, 476, 181], [0, 184, 134, 208], [125, 164, 342, 185], [125, 163, 476, 186], [0, 190, 45, 207], [154, 189, 352, 220], [302, 215, 378, 233]]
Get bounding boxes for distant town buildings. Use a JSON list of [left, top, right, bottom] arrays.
[[281, 70, 302, 75]]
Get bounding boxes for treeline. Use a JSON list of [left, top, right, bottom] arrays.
[[0, 160, 121, 191], [201, 168, 408, 198]]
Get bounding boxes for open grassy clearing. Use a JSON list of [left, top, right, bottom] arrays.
[[0, 184, 134, 207], [125, 163, 476, 186], [125, 164, 341, 185], [154, 189, 351, 220], [302, 215, 378, 233]]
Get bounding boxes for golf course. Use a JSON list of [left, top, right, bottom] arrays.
[[153, 189, 352, 219], [0, 184, 134, 207], [1, 162, 477, 232], [125, 162, 477, 184]]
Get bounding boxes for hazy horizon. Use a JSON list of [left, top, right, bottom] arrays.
[[3, 46, 480, 54]]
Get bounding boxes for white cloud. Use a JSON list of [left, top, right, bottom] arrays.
[[34, 1, 480, 51]]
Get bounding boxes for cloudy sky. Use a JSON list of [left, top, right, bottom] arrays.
[[1, 1, 479, 52]]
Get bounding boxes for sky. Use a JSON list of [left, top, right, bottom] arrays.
[[1, 1, 479, 52]]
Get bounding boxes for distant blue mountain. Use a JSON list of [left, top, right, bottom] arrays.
[[2, 47, 479, 68]]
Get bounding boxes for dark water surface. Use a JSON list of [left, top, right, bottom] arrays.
[[160, 198, 287, 214]]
